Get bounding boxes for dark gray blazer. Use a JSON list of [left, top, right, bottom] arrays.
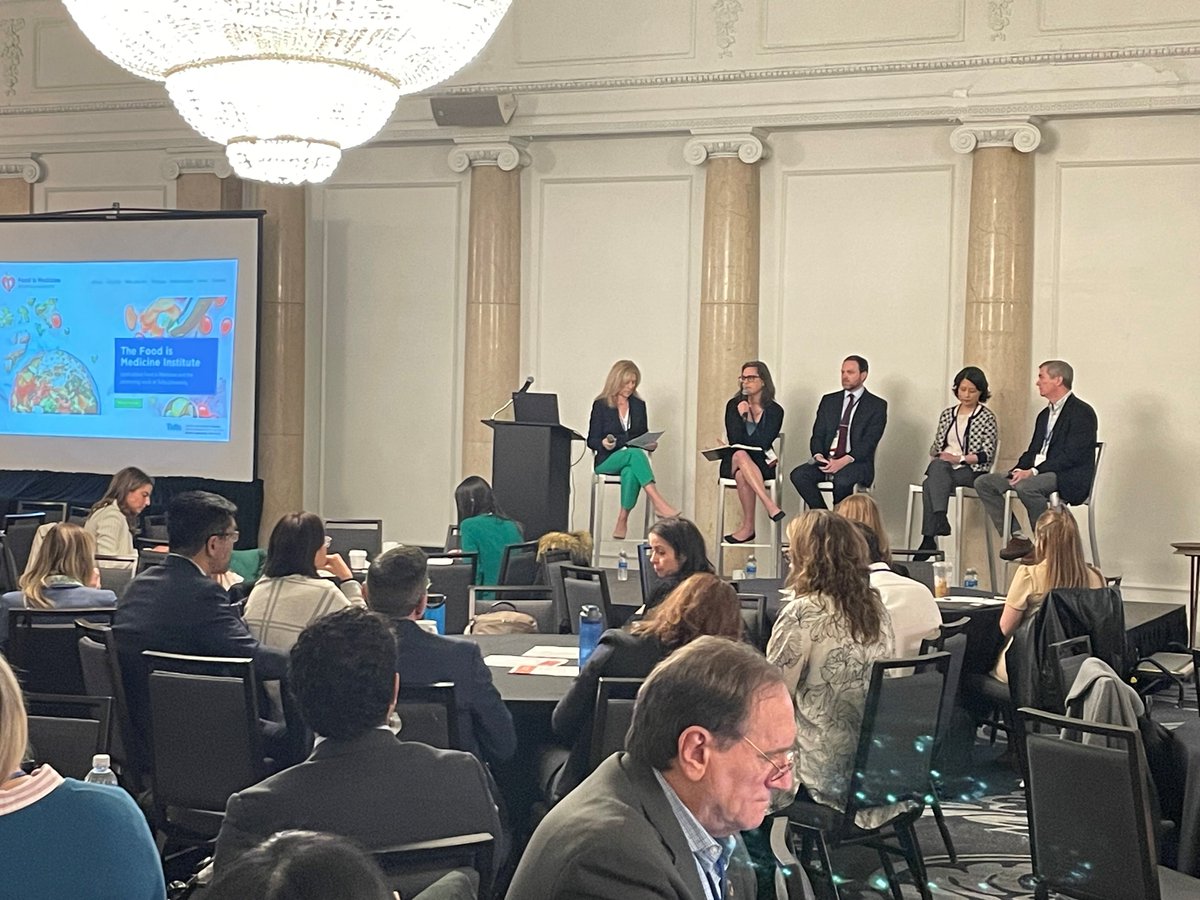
[[507, 753, 758, 900]]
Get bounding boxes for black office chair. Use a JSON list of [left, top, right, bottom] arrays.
[[23, 693, 113, 780], [16, 500, 69, 523], [95, 555, 137, 598], [587, 677, 642, 772], [142, 651, 268, 851], [443, 524, 461, 552], [372, 833, 495, 900], [325, 518, 384, 561], [470, 542, 556, 631], [498, 541, 540, 586], [426, 553, 478, 635], [561, 565, 614, 634], [777, 652, 950, 900], [141, 513, 169, 543], [136, 547, 168, 574], [3, 511, 45, 575], [0, 533, 20, 594], [738, 593, 768, 651], [636, 541, 665, 605], [919, 618, 970, 863], [6, 607, 115, 694], [394, 682, 461, 751], [1017, 707, 1200, 899]]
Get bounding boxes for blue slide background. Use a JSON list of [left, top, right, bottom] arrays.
[[0, 258, 238, 442]]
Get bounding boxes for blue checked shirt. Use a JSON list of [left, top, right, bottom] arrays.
[[653, 769, 736, 900]]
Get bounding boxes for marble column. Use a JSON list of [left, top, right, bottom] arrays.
[[950, 119, 1041, 581], [449, 139, 529, 481], [246, 182, 306, 545], [0, 156, 41, 214], [163, 150, 243, 211], [684, 130, 768, 557]]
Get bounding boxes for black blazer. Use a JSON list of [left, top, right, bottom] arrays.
[[721, 397, 784, 479], [214, 728, 502, 891], [808, 389, 888, 468], [587, 395, 648, 467], [1014, 394, 1098, 505], [551, 629, 667, 798], [394, 618, 517, 766]]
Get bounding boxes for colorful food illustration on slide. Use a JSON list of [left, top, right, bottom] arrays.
[[9, 348, 100, 414], [125, 295, 228, 338]]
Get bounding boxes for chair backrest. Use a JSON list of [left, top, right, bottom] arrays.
[[16, 500, 68, 524], [738, 593, 767, 651], [136, 547, 168, 574], [394, 682, 461, 751], [372, 833, 494, 900], [444, 524, 461, 552], [141, 514, 169, 542], [94, 555, 137, 597], [3, 512, 45, 576], [23, 693, 113, 780], [560, 565, 613, 634], [499, 541, 540, 586], [843, 652, 949, 828], [68, 505, 91, 526], [544, 560, 571, 634], [637, 542, 666, 605], [1084, 441, 1105, 505], [588, 677, 643, 772], [0, 533, 19, 594], [6, 607, 115, 694], [143, 651, 265, 815], [1051, 635, 1094, 707], [426, 554, 478, 635], [324, 518, 384, 561], [1017, 707, 1159, 900], [76, 620, 144, 785]]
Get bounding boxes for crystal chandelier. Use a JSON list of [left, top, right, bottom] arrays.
[[63, 2, 513, 185]]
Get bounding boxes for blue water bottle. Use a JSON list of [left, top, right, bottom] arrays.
[[424, 594, 447, 634], [579, 604, 603, 667]]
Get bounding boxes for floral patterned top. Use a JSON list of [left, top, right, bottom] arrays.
[[766, 590, 901, 829]]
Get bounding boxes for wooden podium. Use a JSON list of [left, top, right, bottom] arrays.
[[483, 419, 583, 541]]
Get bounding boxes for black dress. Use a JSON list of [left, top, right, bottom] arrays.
[[720, 397, 784, 480]]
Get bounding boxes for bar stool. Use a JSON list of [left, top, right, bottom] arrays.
[[589, 473, 653, 566], [904, 440, 1001, 591], [715, 436, 785, 578], [1001, 440, 1104, 568]]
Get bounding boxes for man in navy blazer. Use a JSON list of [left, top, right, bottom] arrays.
[[976, 360, 1098, 561], [113, 491, 288, 763], [789, 355, 888, 509], [365, 544, 517, 768]]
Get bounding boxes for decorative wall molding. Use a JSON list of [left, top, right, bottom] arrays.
[[447, 137, 531, 172], [0, 98, 169, 116], [160, 149, 233, 180], [683, 128, 769, 165], [988, 0, 1014, 42], [950, 117, 1043, 153], [712, 0, 743, 58], [0, 17, 23, 96], [0, 154, 42, 182]]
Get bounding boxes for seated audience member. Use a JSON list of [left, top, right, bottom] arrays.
[[991, 506, 1104, 683], [213, 608, 500, 891], [83, 465, 155, 557], [853, 521, 941, 660], [549, 572, 743, 800], [834, 492, 907, 575], [455, 476, 523, 585], [0, 655, 165, 900], [643, 516, 715, 612], [244, 511, 364, 653], [767, 511, 897, 829], [508, 637, 802, 899], [365, 544, 516, 767], [113, 491, 288, 756], [1, 522, 115, 644]]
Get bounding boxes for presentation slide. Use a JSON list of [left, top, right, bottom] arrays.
[[1, 258, 238, 442]]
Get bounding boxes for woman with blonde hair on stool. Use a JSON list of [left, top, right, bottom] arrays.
[[586, 360, 679, 539]]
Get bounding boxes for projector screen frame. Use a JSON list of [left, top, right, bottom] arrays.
[[0, 206, 265, 482]]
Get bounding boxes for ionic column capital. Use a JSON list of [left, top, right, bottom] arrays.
[[448, 138, 531, 173], [684, 129, 770, 166], [0, 155, 43, 183], [161, 149, 234, 181], [950, 118, 1043, 154]]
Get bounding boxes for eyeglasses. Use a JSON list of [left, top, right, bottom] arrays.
[[211, 530, 239, 542], [738, 375, 762, 382], [742, 735, 795, 783]]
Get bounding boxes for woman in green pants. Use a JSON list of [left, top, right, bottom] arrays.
[[587, 360, 679, 540]]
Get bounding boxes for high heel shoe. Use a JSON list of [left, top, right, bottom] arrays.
[[723, 532, 756, 544], [769, 509, 786, 523]]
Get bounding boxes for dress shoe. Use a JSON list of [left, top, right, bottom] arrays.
[[769, 509, 786, 523], [723, 532, 756, 544], [913, 535, 938, 562], [1000, 536, 1034, 561], [933, 512, 952, 537]]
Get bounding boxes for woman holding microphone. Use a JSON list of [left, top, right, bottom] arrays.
[[721, 360, 785, 543], [587, 360, 679, 540]]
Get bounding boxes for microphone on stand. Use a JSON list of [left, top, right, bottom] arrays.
[[489, 375, 535, 420]]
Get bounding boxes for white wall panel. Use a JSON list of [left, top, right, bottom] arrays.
[[513, 0, 696, 65], [35, 150, 171, 212], [1037, 0, 1200, 34], [762, 0, 965, 50]]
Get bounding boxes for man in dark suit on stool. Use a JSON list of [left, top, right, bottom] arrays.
[[789, 355, 888, 509], [365, 544, 517, 769]]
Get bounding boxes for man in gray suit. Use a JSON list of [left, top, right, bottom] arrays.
[[213, 607, 500, 897], [507, 636, 809, 899]]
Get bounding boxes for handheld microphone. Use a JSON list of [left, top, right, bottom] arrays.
[[741, 387, 752, 422], [489, 375, 535, 420]]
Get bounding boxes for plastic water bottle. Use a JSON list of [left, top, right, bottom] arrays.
[[746, 554, 757, 578], [963, 568, 979, 590], [84, 753, 118, 786], [616, 550, 629, 582], [579, 605, 603, 667]]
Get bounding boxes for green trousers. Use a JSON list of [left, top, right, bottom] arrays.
[[594, 447, 655, 510]]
